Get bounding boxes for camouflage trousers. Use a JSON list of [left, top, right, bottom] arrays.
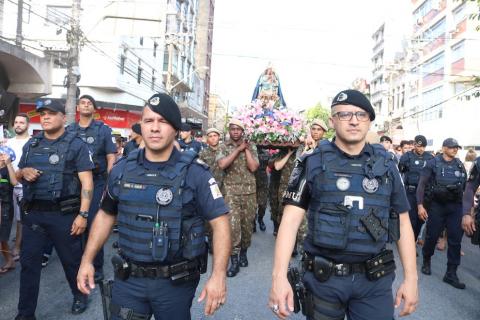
[[277, 183, 308, 254], [255, 170, 268, 219], [225, 193, 257, 255]]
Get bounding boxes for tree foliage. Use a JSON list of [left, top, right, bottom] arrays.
[[305, 103, 335, 139]]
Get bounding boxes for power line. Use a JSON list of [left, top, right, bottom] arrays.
[[402, 85, 479, 119]]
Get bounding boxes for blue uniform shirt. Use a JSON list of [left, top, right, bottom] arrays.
[[18, 132, 95, 200], [178, 139, 203, 154], [283, 141, 410, 263], [68, 120, 116, 176], [101, 147, 229, 221], [18, 132, 94, 173]]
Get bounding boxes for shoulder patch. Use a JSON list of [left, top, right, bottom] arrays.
[[195, 158, 210, 169]]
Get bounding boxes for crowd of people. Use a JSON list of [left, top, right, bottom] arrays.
[[0, 89, 478, 320]]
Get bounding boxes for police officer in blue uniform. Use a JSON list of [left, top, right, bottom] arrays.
[[67, 94, 117, 281], [15, 99, 95, 320], [417, 138, 467, 289], [399, 135, 433, 240], [269, 89, 418, 320], [178, 123, 203, 154], [77, 93, 231, 320], [462, 155, 480, 241], [123, 123, 142, 157]]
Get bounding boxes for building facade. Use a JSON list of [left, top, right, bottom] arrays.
[[405, 0, 480, 151]]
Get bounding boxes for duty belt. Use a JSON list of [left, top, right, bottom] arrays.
[[303, 254, 365, 277], [29, 200, 61, 212], [130, 262, 171, 279]]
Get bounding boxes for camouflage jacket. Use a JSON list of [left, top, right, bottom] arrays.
[[216, 140, 258, 195], [199, 146, 225, 189]]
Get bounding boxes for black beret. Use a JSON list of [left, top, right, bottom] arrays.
[[180, 123, 192, 131], [78, 94, 97, 109], [414, 135, 427, 147], [131, 123, 141, 135], [36, 99, 65, 114], [146, 93, 181, 130], [331, 89, 375, 121], [380, 135, 392, 143]]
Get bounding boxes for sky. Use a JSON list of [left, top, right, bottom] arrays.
[[210, 0, 410, 112]]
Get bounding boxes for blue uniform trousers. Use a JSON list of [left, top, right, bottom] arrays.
[[303, 270, 395, 320], [422, 200, 463, 266], [86, 177, 106, 269], [111, 276, 199, 320], [407, 190, 423, 241], [18, 210, 83, 316]]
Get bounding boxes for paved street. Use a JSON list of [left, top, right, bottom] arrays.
[[1, 216, 479, 320]]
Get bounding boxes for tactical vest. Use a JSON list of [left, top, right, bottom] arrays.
[[23, 132, 80, 202], [306, 142, 394, 255], [68, 121, 106, 174], [431, 155, 466, 201], [404, 151, 431, 186], [116, 149, 206, 263], [0, 172, 12, 204]]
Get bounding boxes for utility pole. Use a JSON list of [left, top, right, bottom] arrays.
[[15, 0, 23, 46], [65, 0, 81, 124]]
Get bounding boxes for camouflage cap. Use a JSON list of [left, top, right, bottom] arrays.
[[228, 119, 245, 130], [311, 119, 328, 131]]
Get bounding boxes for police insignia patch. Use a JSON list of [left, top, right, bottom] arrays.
[[336, 177, 350, 191], [86, 136, 95, 144], [210, 184, 223, 199], [156, 188, 173, 205], [149, 96, 160, 106], [454, 171, 461, 177], [362, 177, 379, 194], [337, 92, 348, 102], [414, 160, 419, 165], [49, 154, 60, 165]]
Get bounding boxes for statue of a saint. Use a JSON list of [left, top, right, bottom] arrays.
[[252, 66, 286, 107]]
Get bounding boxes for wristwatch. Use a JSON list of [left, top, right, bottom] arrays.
[[79, 211, 89, 218]]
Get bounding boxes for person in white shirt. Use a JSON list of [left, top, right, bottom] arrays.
[[6, 113, 30, 261]]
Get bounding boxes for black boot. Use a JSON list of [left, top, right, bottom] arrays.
[[258, 217, 266, 232], [227, 255, 240, 277], [239, 249, 249, 267], [273, 221, 279, 237], [443, 265, 466, 289], [421, 257, 431, 275]]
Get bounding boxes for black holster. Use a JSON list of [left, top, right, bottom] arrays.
[[287, 266, 306, 314], [112, 254, 131, 281]]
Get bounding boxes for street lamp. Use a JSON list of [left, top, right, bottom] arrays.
[[168, 66, 209, 94]]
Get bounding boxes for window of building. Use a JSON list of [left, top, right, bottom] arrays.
[[153, 42, 158, 57], [453, 2, 467, 25], [423, 17, 446, 41], [163, 49, 169, 72], [451, 40, 465, 62], [140, 37, 144, 46], [151, 70, 156, 91], [423, 52, 444, 75], [46, 5, 71, 27], [422, 85, 443, 120]]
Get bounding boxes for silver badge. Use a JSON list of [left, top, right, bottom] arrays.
[[156, 188, 173, 206], [86, 136, 95, 144], [454, 170, 461, 177], [414, 160, 419, 165], [337, 92, 348, 102], [362, 177, 379, 194], [49, 154, 60, 165], [336, 177, 350, 191], [149, 96, 160, 106], [44, 99, 52, 106]]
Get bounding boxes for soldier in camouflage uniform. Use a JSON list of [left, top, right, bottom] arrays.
[[199, 127, 225, 253], [254, 147, 270, 232], [217, 119, 259, 277], [273, 147, 306, 254]]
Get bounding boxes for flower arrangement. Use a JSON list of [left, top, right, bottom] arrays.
[[232, 100, 305, 145]]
